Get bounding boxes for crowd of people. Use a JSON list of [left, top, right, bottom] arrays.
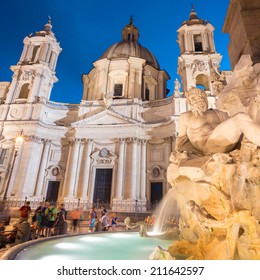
[[0, 202, 119, 249], [88, 206, 118, 232], [0, 201, 70, 249], [0, 201, 166, 250]]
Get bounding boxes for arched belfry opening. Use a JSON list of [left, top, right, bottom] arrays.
[[194, 34, 203, 52], [18, 83, 30, 99], [196, 74, 209, 91]]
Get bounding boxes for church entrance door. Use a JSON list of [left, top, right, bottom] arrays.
[[93, 168, 112, 208], [150, 182, 163, 208], [46, 181, 60, 203]]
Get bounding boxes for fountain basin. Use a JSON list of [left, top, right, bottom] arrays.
[[1, 232, 174, 260]]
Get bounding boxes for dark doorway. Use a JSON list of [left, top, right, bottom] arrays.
[[46, 181, 60, 203], [93, 168, 113, 207], [151, 182, 163, 207]]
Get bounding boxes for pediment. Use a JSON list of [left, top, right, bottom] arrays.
[[72, 108, 137, 126]]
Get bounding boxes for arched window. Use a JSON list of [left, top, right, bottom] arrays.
[[18, 83, 30, 99], [196, 74, 209, 91]]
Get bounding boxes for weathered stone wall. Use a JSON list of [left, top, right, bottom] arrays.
[[223, 0, 260, 68]]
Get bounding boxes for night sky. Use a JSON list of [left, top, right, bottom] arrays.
[[0, 0, 230, 104]]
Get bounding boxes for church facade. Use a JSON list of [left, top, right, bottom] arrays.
[[0, 9, 230, 212]]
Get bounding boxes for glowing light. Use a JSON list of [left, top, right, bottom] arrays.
[[110, 233, 133, 238], [80, 236, 106, 242], [147, 231, 165, 237], [40, 255, 72, 260], [55, 242, 81, 249]]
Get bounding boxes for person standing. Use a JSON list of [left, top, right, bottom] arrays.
[[31, 201, 44, 224], [100, 205, 107, 217], [18, 201, 31, 223], [44, 203, 57, 237], [70, 208, 82, 234], [111, 213, 118, 231], [54, 203, 67, 235], [89, 207, 97, 232], [101, 212, 110, 231]]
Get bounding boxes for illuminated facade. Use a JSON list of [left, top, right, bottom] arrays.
[[0, 9, 228, 212]]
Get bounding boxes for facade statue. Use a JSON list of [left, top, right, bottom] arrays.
[[174, 78, 181, 96]]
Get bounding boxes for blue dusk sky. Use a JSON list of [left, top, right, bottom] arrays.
[[0, 0, 231, 104]]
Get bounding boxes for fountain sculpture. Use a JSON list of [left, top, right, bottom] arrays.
[[152, 55, 260, 260]]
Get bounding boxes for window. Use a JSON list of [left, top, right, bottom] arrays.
[[114, 84, 123, 97], [145, 88, 150, 101], [0, 149, 6, 164]]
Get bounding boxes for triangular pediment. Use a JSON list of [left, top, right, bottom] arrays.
[[72, 108, 137, 126]]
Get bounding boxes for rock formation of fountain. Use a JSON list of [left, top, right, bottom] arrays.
[[152, 55, 260, 260]]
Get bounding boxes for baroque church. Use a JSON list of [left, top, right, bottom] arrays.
[[0, 8, 231, 212]]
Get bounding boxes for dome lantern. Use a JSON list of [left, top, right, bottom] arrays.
[[121, 17, 139, 42]]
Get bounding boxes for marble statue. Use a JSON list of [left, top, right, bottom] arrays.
[[174, 78, 181, 97], [176, 86, 260, 156], [150, 55, 260, 260], [124, 217, 148, 237]]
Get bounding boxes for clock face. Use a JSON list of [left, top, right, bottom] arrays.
[[100, 148, 108, 157]]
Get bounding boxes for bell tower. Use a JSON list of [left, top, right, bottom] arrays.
[[177, 7, 222, 95], [5, 18, 62, 104]]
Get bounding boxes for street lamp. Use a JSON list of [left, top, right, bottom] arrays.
[[3, 131, 24, 201]]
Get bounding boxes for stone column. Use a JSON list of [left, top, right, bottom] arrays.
[[128, 68, 135, 98], [5, 74, 18, 104], [115, 138, 126, 199], [130, 138, 138, 200], [45, 47, 52, 63], [79, 139, 93, 199], [63, 139, 81, 198], [140, 140, 147, 200], [20, 43, 29, 62], [21, 137, 45, 197], [158, 72, 164, 99], [27, 71, 41, 103], [34, 140, 51, 197]]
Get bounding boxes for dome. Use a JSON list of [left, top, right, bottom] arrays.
[[100, 41, 160, 69], [99, 18, 160, 69]]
